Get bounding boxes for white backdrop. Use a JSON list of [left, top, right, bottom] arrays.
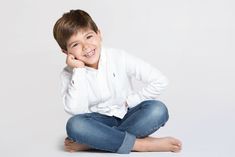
[[0, 0, 234, 157]]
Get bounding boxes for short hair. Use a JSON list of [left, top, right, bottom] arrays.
[[53, 9, 98, 51]]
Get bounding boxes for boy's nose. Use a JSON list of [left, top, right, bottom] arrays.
[[82, 44, 92, 52]]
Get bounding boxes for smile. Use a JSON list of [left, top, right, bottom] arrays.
[[84, 49, 95, 58]]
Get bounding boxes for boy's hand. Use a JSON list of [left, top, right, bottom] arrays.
[[66, 54, 85, 68]]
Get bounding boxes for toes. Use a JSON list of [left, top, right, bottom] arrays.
[[64, 145, 77, 152], [176, 139, 182, 146], [64, 139, 72, 144], [64, 141, 73, 146], [66, 149, 76, 153], [64, 147, 73, 152], [171, 145, 181, 153], [170, 137, 182, 147], [64, 138, 76, 146]]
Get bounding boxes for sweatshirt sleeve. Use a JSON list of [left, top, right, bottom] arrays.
[[124, 52, 169, 108], [60, 66, 89, 115]]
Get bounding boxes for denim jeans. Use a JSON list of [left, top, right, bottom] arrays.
[[66, 100, 169, 154]]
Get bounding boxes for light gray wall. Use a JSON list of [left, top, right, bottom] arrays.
[[0, 0, 234, 156]]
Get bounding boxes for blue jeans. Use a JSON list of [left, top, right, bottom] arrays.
[[66, 100, 169, 154]]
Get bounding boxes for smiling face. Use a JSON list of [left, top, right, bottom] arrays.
[[64, 29, 102, 69]]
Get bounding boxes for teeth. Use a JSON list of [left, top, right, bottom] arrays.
[[84, 50, 94, 58]]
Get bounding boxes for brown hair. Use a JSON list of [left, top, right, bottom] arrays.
[[53, 9, 98, 51]]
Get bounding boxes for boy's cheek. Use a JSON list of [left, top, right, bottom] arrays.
[[74, 53, 83, 59]]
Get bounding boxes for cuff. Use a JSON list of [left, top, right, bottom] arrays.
[[116, 132, 136, 154]]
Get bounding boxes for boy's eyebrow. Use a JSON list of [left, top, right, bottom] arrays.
[[85, 31, 95, 36]]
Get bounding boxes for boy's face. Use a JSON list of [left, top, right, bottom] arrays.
[[63, 28, 102, 69]]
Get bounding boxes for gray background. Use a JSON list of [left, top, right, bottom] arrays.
[[0, 0, 234, 156]]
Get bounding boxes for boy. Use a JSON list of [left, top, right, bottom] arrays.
[[53, 9, 182, 154]]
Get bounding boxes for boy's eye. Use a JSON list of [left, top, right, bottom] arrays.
[[72, 43, 79, 47], [87, 35, 93, 39]]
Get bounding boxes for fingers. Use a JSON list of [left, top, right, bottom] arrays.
[[66, 54, 85, 68], [67, 54, 80, 62], [67, 54, 75, 60]]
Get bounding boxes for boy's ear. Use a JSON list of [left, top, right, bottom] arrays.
[[62, 49, 68, 54]]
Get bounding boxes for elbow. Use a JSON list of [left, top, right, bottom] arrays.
[[63, 96, 78, 115], [63, 99, 88, 115], [64, 104, 85, 115], [64, 106, 76, 115]]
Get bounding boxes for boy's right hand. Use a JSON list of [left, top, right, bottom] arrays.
[[66, 54, 85, 68]]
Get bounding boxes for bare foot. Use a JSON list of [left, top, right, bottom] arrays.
[[64, 137, 90, 152], [133, 136, 182, 152]]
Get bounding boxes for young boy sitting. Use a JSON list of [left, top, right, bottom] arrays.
[[53, 9, 182, 154]]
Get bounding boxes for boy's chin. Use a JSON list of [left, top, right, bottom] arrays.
[[85, 57, 99, 64], [84, 60, 99, 68]]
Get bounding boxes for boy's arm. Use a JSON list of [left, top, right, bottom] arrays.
[[60, 66, 89, 115], [124, 51, 169, 108]]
